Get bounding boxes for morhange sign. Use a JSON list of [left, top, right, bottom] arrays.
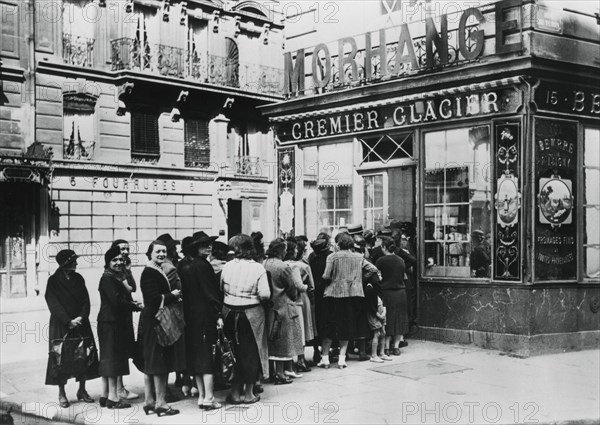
[[284, 0, 524, 97]]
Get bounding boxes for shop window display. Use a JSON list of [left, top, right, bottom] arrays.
[[584, 127, 600, 279], [318, 185, 352, 234], [423, 126, 492, 278]]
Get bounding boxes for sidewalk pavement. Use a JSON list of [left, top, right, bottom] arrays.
[[1, 340, 598, 425]]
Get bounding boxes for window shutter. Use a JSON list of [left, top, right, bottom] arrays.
[[131, 111, 160, 157], [184, 118, 210, 167]]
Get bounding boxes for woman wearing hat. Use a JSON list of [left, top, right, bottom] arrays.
[[45, 249, 99, 408], [177, 232, 224, 410], [97, 247, 143, 409], [139, 240, 186, 417]]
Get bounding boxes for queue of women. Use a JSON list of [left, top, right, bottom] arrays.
[[44, 223, 412, 417]]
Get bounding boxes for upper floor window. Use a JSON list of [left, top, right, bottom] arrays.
[[62, 0, 96, 67], [131, 111, 160, 163], [63, 92, 97, 160], [184, 118, 210, 168], [423, 125, 492, 279]]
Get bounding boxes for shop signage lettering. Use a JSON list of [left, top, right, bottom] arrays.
[[534, 118, 578, 281], [53, 176, 207, 194], [278, 88, 519, 143], [535, 81, 600, 117], [285, 0, 523, 96]]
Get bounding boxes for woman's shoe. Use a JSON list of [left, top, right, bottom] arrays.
[[272, 375, 293, 385], [142, 404, 156, 415], [106, 399, 131, 409], [226, 394, 243, 405], [181, 385, 190, 397], [58, 395, 69, 408], [337, 361, 348, 369], [244, 395, 260, 405], [254, 384, 264, 395], [76, 390, 94, 403], [370, 356, 384, 363], [155, 406, 179, 417], [316, 359, 330, 369], [200, 399, 222, 410], [295, 362, 312, 373], [284, 370, 303, 378], [99, 397, 107, 408], [391, 348, 401, 356], [380, 354, 393, 361]]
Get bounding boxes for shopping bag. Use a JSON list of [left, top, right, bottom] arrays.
[[48, 329, 90, 378], [213, 328, 236, 383], [154, 296, 185, 347]]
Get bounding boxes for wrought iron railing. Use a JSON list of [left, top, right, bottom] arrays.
[[63, 138, 95, 160], [110, 38, 283, 96], [63, 33, 95, 67], [111, 38, 185, 78], [235, 156, 261, 176]]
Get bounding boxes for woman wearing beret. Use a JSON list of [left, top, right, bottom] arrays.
[[45, 249, 99, 408], [97, 247, 143, 409], [140, 240, 186, 417]]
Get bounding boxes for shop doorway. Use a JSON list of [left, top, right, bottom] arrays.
[[227, 199, 242, 238]]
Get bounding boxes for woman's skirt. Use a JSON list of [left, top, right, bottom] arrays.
[[224, 309, 261, 384], [299, 292, 316, 343], [321, 297, 364, 341], [140, 315, 186, 375], [98, 322, 131, 377], [381, 288, 409, 336], [354, 296, 371, 340]]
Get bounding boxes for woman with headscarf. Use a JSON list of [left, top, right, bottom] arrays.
[[264, 238, 305, 384], [97, 246, 143, 409], [220, 234, 270, 404], [178, 232, 223, 410], [45, 249, 99, 408], [139, 240, 186, 417]]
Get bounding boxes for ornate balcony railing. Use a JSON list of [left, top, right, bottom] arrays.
[[63, 33, 95, 67], [110, 38, 284, 96], [235, 156, 261, 176], [111, 38, 185, 78], [63, 138, 95, 160]]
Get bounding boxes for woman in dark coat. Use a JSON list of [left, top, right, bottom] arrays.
[[45, 249, 98, 408], [375, 236, 409, 356], [97, 247, 142, 409], [139, 240, 186, 417], [307, 236, 332, 364], [177, 232, 223, 410]]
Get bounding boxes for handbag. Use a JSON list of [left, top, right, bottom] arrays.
[[154, 295, 185, 347], [213, 328, 236, 383], [48, 328, 96, 378]]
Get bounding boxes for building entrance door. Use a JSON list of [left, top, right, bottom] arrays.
[[227, 199, 242, 238], [0, 183, 30, 298]]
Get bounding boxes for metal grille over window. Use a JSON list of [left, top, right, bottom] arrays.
[[359, 133, 414, 165], [63, 93, 97, 161], [131, 111, 160, 162], [184, 119, 210, 168]]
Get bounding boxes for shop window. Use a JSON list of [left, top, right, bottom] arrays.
[[184, 118, 210, 168], [359, 133, 414, 165], [63, 92, 97, 160], [583, 127, 600, 279], [131, 111, 160, 163], [318, 185, 352, 233], [423, 125, 492, 279], [363, 174, 386, 230]]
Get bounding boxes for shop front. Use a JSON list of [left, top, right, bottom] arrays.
[[262, 0, 600, 355]]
